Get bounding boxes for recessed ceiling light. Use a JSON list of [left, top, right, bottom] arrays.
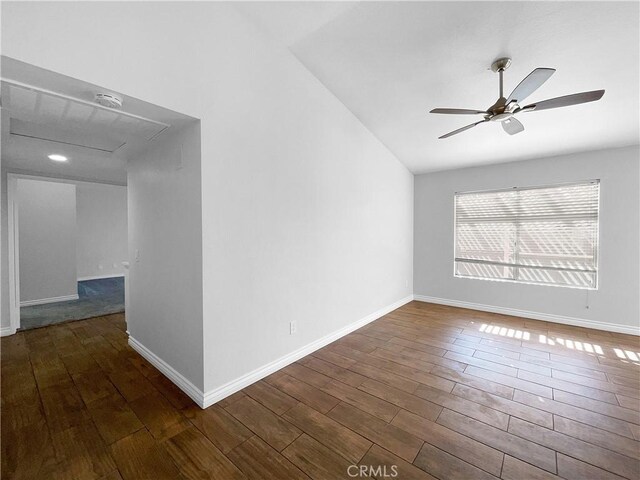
[[48, 154, 68, 162]]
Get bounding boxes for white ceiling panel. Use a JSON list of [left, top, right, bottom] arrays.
[[37, 93, 68, 121], [65, 101, 95, 123], [10, 118, 125, 153], [7, 84, 37, 112], [91, 107, 121, 126]]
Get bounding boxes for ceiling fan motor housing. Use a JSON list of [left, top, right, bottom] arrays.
[[490, 112, 514, 122]]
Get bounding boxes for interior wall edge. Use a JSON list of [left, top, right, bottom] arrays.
[[128, 335, 206, 408], [135, 294, 414, 409], [201, 294, 414, 408], [413, 295, 640, 336]]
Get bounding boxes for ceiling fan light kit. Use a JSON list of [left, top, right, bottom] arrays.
[[430, 57, 605, 139]]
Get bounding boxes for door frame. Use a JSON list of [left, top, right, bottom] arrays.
[[6, 173, 88, 334], [7, 173, 20, 334]]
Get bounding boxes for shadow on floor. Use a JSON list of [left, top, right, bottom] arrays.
[[20, 276, 124, 330]]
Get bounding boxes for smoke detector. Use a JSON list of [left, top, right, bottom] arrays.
[[94, 93, 123, 109]]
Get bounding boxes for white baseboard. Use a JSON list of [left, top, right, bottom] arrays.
[[200, 294, 414, 408], [1, 326, 17, 337], [127, 295, 413, 409], [20, 294, 79, 307], [78, 274, 125, 282], [413, 295, 639, 336], [128, 336, 206, 408]]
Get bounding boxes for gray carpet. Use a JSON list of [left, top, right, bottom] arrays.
[[20, 277, 124, 330]]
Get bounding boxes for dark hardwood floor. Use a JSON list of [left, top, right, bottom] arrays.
[[2, 302, 639, 479]]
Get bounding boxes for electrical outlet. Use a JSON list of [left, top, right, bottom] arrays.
[[135, 249, 140, 263], [290, 321, 297, 335]]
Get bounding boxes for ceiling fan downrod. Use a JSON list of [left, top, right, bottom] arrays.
[[491, 57, 512, 99]]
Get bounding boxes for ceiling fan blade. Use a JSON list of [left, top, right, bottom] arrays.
[[506, 68, 555, 104], [502, 117, 524, 135], [438, 120, 487, 139], [430, 108, 487, 115], [521, 90, 605, 112]]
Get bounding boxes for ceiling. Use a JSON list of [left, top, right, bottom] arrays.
[[240, 1, 640, 173], [2, 4, 638, 178], [235, 1, 357, 46], [1, 57, 195, 184]]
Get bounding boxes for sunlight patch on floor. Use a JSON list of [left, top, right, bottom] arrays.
[[478, 322, 640, 365]]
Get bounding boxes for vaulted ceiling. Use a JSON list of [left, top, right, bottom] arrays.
[[3, 3, 638, 178], [240, 1, 640, 173]]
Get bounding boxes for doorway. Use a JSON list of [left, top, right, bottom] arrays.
[[2, 58, 197, 335], [9, 175, 128, 330]]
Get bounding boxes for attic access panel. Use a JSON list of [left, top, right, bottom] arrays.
[[2, 81, 169, 145], [10, 117, 125, 153]]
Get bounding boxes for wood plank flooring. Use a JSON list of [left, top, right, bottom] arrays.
[[2, 302, 639, 479]]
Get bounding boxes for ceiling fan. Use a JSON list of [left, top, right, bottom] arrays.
[[430, 58, 605, 139]]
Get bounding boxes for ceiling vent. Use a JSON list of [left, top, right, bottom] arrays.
[[94, 92, 123, 109]]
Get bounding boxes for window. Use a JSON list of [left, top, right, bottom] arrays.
[[454, 181, 599, 289]]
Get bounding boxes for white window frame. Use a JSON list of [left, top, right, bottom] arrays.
[[453, 180, 600, 290]]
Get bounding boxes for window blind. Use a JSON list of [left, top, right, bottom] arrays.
[[454, 181, 599, 289]]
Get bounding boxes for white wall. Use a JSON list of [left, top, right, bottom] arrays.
[[198, 8, 414, 395], [2, 3, 413, 400], [414, 146, 640, 333], [127, 122, 204, 390], [1, 170, 10, 330], [76, 182, 127, 280], [17, 178, 77, 303], [195, 7, 413, 396]]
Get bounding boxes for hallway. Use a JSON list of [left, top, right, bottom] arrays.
[[20, 277, 124, 330]]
